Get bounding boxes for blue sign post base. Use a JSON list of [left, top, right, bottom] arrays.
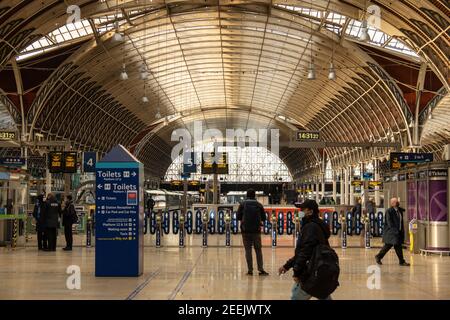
[[95, 145, 144, 277]]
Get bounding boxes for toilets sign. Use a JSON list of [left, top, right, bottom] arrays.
[[95, 145, 144, 277]]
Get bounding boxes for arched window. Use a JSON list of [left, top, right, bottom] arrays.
[[165, 146, 292, 183]]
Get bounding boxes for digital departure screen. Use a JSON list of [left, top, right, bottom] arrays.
[[63, 152, 77, 173], [201, 152, 228, 174], [48, 152, 64, 173], [48, 151, 78, 173], [389, 152, 433, 169], [295, 131, 320, 141]]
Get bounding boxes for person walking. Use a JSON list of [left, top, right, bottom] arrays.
[[279, 199, 339, 300], [62, 195, 78, 251], [32, 194, 48, 250], [44, 193, 61, 252], [375, 197, 410, 266], [237, 189, 269, 276]]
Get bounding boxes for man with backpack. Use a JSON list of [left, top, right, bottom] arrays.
[[62, 195, 78, 251], [279, 199, 339, 300], [237, 189, 269, 276]]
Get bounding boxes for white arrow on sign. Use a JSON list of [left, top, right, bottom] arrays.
[[97, 184, 103, 189], [132, 172, 137, 177]]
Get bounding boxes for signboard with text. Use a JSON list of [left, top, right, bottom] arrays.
[[83, 152, 97, 173], [0, 131, 17, 141], [390, 152, 433, 170], [95, 145, 144, 277], [201, 152, 228, 174], [295, 131, 320, 142]]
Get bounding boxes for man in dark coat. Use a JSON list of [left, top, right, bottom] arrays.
[[237, 189, 268, 276], [44, 193, 61, 251], [32, 194, 48, 250], [62, 195, 77, 251], [278, 199, 332, 300], [375, 197, 410, 266]]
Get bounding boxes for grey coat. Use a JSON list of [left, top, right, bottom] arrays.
[[382, 207, 405, 245]]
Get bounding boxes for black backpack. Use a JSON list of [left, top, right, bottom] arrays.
[[240, 201, 261, 233], [301, 224, 340, 299]]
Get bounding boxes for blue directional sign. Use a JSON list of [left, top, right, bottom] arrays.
[[0, 157, 25, 167], [95, 145, 144, 277], [183, 152, 196, 174], [83, 152, 97, 173]]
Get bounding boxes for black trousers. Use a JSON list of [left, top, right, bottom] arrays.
[[37, 226, 48, 250], [242, 233, 264, 272], [376, 243, 405, 264], [46, 227, 57, 251], [64, 224, 73, 248]]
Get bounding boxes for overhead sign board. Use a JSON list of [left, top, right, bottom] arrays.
[[83, 152, 97, 173], [390, 152, 433, 170], [201, 152, 228, 174], [95, 145, 144, 277], [48, 152, 64, 173], [64, 152, 77, 173], [295, 131, 320, 142], [351, 180, 363, 187], [182, 152, 197, 174], [0, 157, 25, 167], [0, 131, 17, 141]]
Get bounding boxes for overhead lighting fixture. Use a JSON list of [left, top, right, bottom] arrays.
[[328, 62, 336, 80], [139, 63, 148, 80], [409, 119, 414, 128], [428, 112, 433, 120], [359, 20, 370, 42], [307, 62, 316, 80], [112, 22, 124, 42], [155, 109, 161, 119], [141, 96, 149, 104], [119, 64, 128, 80]]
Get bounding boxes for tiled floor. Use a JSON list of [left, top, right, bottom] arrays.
[[2, 234, 450, 300]]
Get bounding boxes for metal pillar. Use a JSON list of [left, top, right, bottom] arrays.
[[343, 168, 348, 205], [349, 166, 354, 206], [374, 159, 381, 207], [332, 171, 337, 203]]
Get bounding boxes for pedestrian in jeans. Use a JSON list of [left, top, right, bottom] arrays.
[[32, 194, 48, 250], [237, 189, 269, 276], [279, 199, 332, 300], [62, 195, 78, 251]]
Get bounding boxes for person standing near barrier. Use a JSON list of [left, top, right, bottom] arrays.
[[237, 189, 269, 276], [32, 194, 48, 250], [375, 197, 410, 266], [62, 195, 78, 251], [44, 193, 61, 252]]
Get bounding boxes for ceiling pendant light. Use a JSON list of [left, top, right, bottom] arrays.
[[139, 63, 148, 80], [428, 112, 433, 120], [119, 64, 128, 80], [112, 22, 124, 42], [307, 61, 316, 80], [141, 96, 149, 104], [155, 109, 161, 119], [359, 20, 370, 42], [328, 62, 336, 80]]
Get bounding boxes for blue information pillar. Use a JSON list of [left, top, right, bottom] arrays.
[[95, 145, 144, 277]]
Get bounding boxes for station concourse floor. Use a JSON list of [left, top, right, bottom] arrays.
[[1, 234, 450, 300]]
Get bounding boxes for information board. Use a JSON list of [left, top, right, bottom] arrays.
[[95, 145, 143, 277], [295, 131, 320, 141], [83, 152, 97, 173], [201, 152, 228, 174], [48, 152, 64, 173], [64, 152, 77, 173], [390, 152, 433, 170]]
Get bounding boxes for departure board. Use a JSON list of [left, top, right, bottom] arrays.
[[201, 152, 228, 174], [295, 131, 320, 141]]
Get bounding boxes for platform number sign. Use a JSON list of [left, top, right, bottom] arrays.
[[83, 152, 97, 173]]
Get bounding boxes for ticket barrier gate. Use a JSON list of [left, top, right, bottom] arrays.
[[144, 211, 148, 234], [332, 211, 340, 235], [363, 214, 371, 248], [376, 211, 384, 236], [346, 212, 353, 236], [202, 210, 209, 247], [186, 210, 193, 234], [323, 212, 331, 228], [208, 210, 216, 235], [218, 210, 225, 234], [271, 211, 277, 247], [195, 210, 202, 234], [294, 211, 302, 243], [286, 211, 294, 235], [155, 210, 162, 248], [150, 211, 156, 235], [369, 212, 376, 236], [263, 211, 271, 235], [339, 212, 347, 249], [355, 212, 362, 235], [179, 212, 185, 248], [225, 210, 232, 247], [163, 211, 170, 235], [231, 211, 238, 234], [277, 211, 284, 235], [173, 210, 179, 235]]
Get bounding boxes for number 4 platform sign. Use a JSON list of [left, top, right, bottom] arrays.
[[95, 145, 144, 277]]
